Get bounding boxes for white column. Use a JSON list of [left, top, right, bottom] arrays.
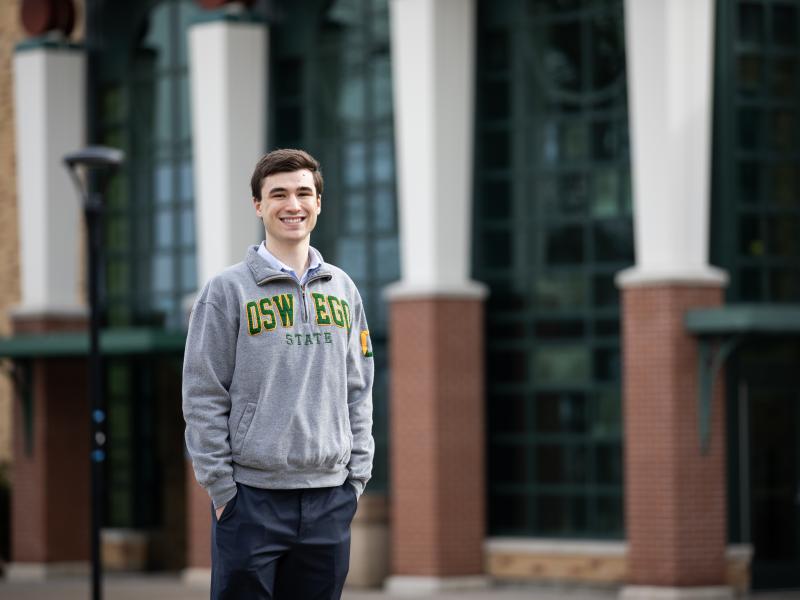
[[617, 0, 727, 287], [188, 19, 267, 286], [387, 0, 487, 299], [13, 46, 86, 315]]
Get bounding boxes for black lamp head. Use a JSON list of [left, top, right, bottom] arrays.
[[63, 146, 124, 170], [63, 146, 125, 203]]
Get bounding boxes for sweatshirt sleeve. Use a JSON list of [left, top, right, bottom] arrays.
[[345, 293, 375, 498], [182, 293, 239, 509]]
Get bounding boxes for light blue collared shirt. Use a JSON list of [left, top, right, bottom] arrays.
[[257, 242, 322, 286]]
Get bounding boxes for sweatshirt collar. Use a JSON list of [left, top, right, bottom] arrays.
[[245, 244, 332, 285]]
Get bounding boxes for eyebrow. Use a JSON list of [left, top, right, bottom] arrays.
[[267, 185, 315, 196]]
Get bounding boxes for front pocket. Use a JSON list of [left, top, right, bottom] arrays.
[[217, 491, 238, 523], [232, 402, 257, 455]]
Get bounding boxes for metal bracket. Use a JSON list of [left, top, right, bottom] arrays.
[[697, 334, 743, 454], [0, 358, 33, 455], [686, 303, 800, 454]]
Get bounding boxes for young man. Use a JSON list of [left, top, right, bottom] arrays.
[[182, 148, 374, 599]]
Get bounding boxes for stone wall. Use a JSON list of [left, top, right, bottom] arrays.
[[0, 0, 24, 468]]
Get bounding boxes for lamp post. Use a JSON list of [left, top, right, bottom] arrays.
[[63, 146, 124, 600]]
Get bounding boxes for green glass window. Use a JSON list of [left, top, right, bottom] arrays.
[[92, 0, 202, 531], [474, 0, 631, 538], [97, 0, 201, 331], [713, 0, 800, 302], [713, 0, 800, 589], [271, 0, 399, 492]]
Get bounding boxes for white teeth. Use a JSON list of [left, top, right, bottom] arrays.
[[281, 217, 303, 223]]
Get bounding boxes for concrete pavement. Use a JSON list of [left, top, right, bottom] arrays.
[[0, 575, 798, 600]]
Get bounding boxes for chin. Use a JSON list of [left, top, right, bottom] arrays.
[[273, 232, 309, 244]]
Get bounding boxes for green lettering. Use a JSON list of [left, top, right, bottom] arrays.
[[294, 334, 303, 345], [246, 301, 261, 335], [341, 300, 352, 333], [328, 296, 345, 327], [259, 298, 276, 330], [313, 333, 322, 344], [272, 294, 295, 327], [285, 333, 294, 345], [313, 293, 331, 325], [304, 334, 313, 345], [324, 332, 333, 344]]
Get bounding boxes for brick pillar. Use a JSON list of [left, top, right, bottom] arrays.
[[8, 315, 90, 579], [388, 296, 486, 590], [183, 459, 212, 583], [621, 284, 731, 599]]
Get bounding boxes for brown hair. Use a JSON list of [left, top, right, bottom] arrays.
[[250, 148, 324, 200]]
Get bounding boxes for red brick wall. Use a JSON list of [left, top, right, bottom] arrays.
[[12, 316, 87, 334], [11, 362, 46, 562], [389, 297, 485, 577], [12, 358, 89, 563], [185, 460, 211, 569], [622, 284, 726, 587]]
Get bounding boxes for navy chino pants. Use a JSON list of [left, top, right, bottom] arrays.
[[210, 481, 358, 600]]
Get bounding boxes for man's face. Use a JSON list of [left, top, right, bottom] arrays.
[[254, 169, 321, 247]]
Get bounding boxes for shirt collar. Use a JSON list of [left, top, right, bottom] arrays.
[[257, 242, 322, 277]]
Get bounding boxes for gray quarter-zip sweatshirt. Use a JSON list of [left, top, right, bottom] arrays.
[[182, 245, 375, 509]]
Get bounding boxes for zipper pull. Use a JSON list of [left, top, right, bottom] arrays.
[[301, 284, 309, 323]]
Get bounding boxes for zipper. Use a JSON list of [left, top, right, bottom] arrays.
[[300, 273, 330, 323], [257, 272, 330, 324], [300, 283, 309, 322]]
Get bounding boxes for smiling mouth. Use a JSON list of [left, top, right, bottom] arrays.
[[280, 216, 306, 224]]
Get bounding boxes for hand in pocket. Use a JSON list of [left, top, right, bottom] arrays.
[[215, 503, 226, 521]]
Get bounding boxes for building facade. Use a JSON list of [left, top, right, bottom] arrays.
[[0, 0, 798, 595]]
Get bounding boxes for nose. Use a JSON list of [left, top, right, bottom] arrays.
[[286, 194, 301, 210]]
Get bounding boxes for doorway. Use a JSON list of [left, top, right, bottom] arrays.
[[730, 339, 800, 589]]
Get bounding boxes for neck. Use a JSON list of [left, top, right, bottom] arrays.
[[265, 238, 310, 277]]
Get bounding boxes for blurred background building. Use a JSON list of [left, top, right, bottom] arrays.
[[0, 0, 797, 597]]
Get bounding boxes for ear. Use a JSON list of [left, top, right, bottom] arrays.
[[253, 196, 262, 216], [316, 195, 322, 215]]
